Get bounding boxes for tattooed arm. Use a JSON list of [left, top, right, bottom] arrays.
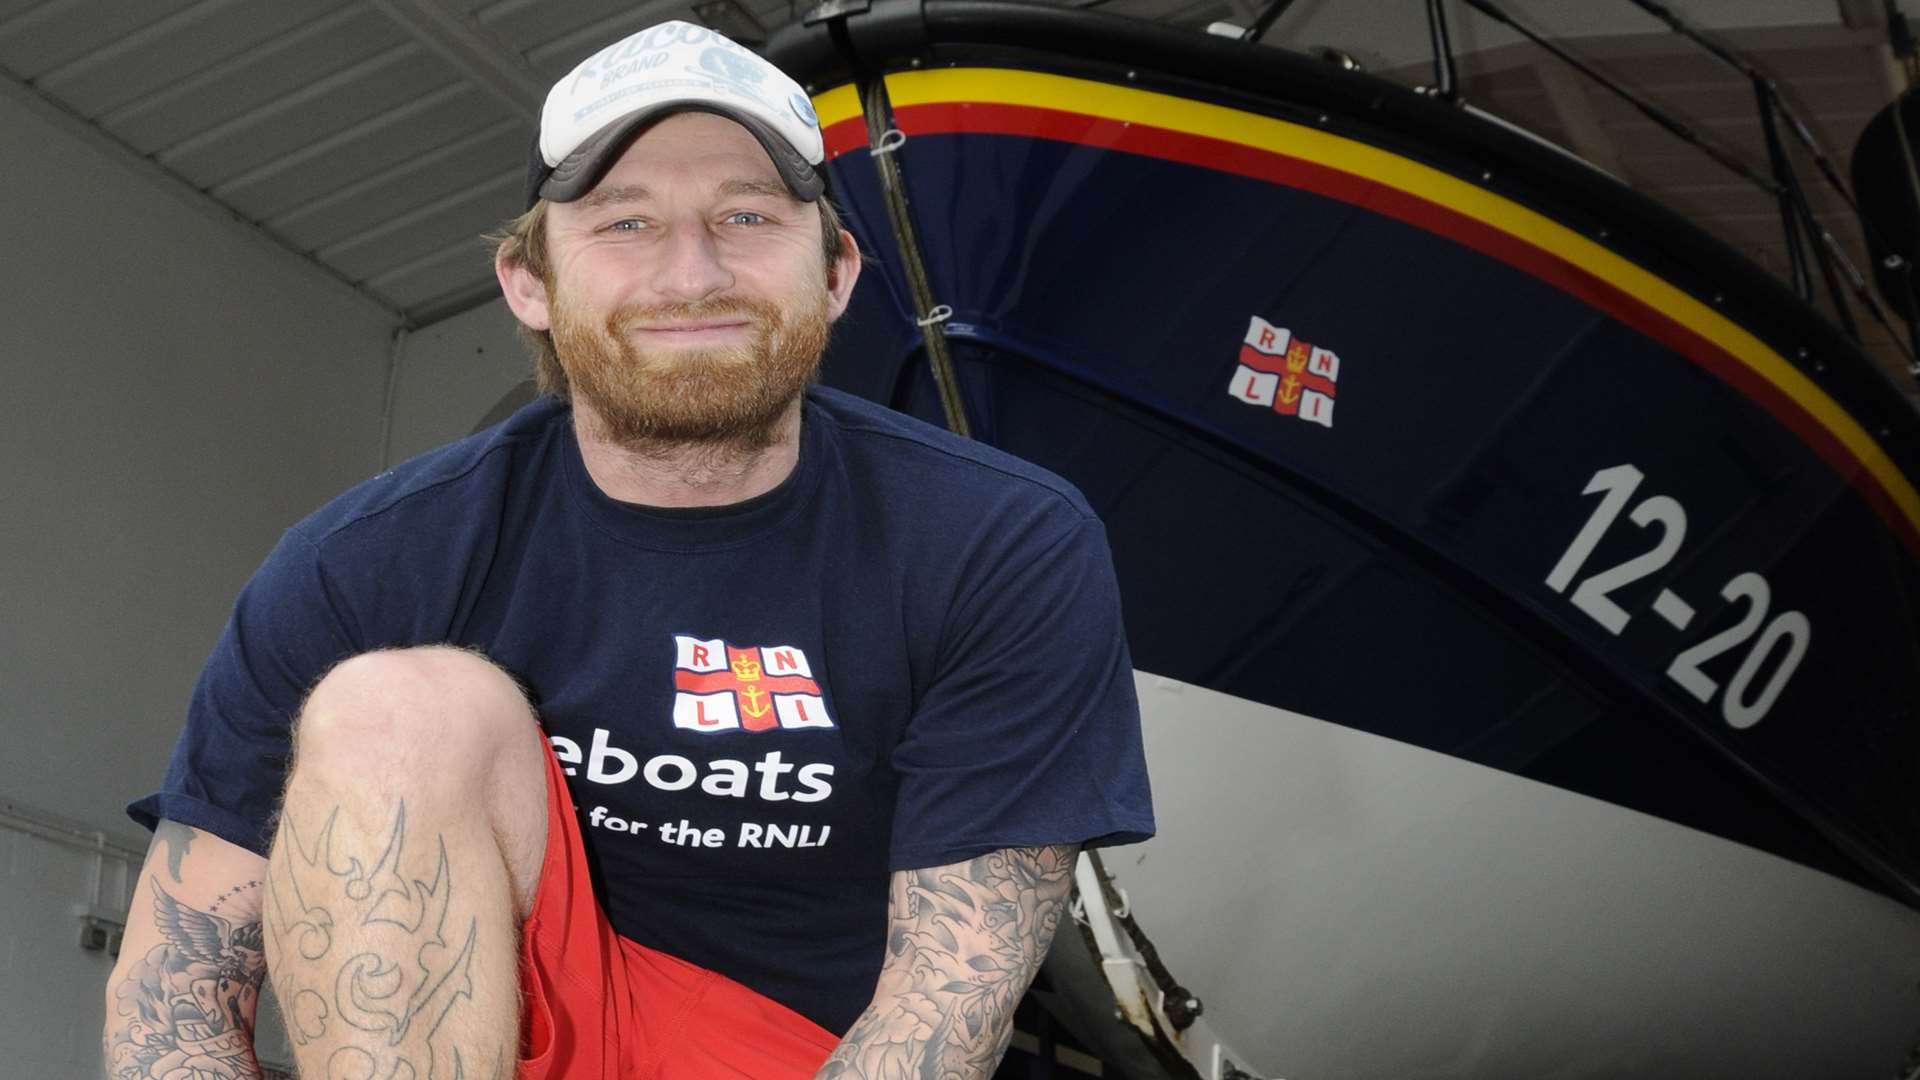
[[104, 820, 269, 1080], [817, 844, 1079, 1080]]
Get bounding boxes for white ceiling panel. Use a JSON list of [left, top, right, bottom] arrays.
[[483, 0, 693, 62], [209, 83, 490, 217], [0, 0, 53, 23], [262, 121, 526, 250], [0, 0, 205, 80], [155, 44, 453, 185], [320, 168, 518, 281], [524, 5, 730, 76], [33, 1, 339, 117], [363, 227, 503, 312], [97, 6, 406, 151]]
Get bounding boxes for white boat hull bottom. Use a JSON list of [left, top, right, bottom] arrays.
[[1043, 673, 1920, 1079]]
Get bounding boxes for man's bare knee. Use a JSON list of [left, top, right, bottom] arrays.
[[294, 646, 535, 780], [284, 646, 548, 914]]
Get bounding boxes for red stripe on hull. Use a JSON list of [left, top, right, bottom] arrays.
[[824, 99, 1916, 554]]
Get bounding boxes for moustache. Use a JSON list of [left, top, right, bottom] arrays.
[[606, 298, 777, 335]]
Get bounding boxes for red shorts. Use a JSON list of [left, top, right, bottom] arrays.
[[517, 731, 841, 1078]]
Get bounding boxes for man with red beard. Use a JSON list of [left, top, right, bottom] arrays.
[[110, 20, 1152, 1080]]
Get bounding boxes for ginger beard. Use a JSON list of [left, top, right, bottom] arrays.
[[548, 277, 832, 452]]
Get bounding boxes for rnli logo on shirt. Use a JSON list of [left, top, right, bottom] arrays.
[[1227, 314, 1339, 429], [672, 635, 834, 733]]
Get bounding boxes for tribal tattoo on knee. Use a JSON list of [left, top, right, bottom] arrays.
[[264, 803, 502, 1080], [819, 844, 1079, 1080], [106, 878, 267, 1080]]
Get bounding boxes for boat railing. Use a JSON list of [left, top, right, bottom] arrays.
[[1220, 0, 1919, 386]]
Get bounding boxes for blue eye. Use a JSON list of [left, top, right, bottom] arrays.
[[726, 211, 765, 226], [607, 219, 646, 232]]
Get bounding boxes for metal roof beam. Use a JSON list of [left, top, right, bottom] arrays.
[[365, 0, 543, 121]]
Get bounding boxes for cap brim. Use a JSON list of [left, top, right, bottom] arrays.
[[537, 103, 824, 204]]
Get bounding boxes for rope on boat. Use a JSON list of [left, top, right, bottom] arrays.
[[860, 73, 972, 437], [811, 20, 971, 439], [806, 0, 971, 434]]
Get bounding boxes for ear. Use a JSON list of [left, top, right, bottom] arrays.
[[496, 250, 553, 331], [824, 227, 861, 322]]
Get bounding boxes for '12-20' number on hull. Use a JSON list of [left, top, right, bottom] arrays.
[[1546, 464, 1811, 729]]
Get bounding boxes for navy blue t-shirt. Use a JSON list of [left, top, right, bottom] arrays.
[[131, 386, 1154, 1035]]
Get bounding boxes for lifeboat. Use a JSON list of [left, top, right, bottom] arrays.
[[769, 3, 1920, 1076]]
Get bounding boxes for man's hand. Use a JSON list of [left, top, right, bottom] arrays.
[[818, 844, 1079, 1079], [103, 820, 268, 1080]]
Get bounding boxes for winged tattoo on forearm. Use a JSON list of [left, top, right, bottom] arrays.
[[818, 844, 1079, 1080], [106, 879, 267, 1079]]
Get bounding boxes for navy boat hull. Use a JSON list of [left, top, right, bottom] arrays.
[[769, 7, 1920, 1074]]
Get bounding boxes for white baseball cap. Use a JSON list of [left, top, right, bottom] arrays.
[[525, 20, 826, 206]]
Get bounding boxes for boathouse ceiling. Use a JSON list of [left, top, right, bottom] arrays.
[[0, 0, 1912, 394]]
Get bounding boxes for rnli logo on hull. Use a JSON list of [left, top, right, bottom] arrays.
[[672, 635, 834, 733], [1227, 315, 1339, 429]]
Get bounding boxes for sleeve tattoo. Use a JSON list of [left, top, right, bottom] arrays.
[[153, 820, 195, 884], [106, 878, 267, 1080], [818, 844, 1079, 1080]]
